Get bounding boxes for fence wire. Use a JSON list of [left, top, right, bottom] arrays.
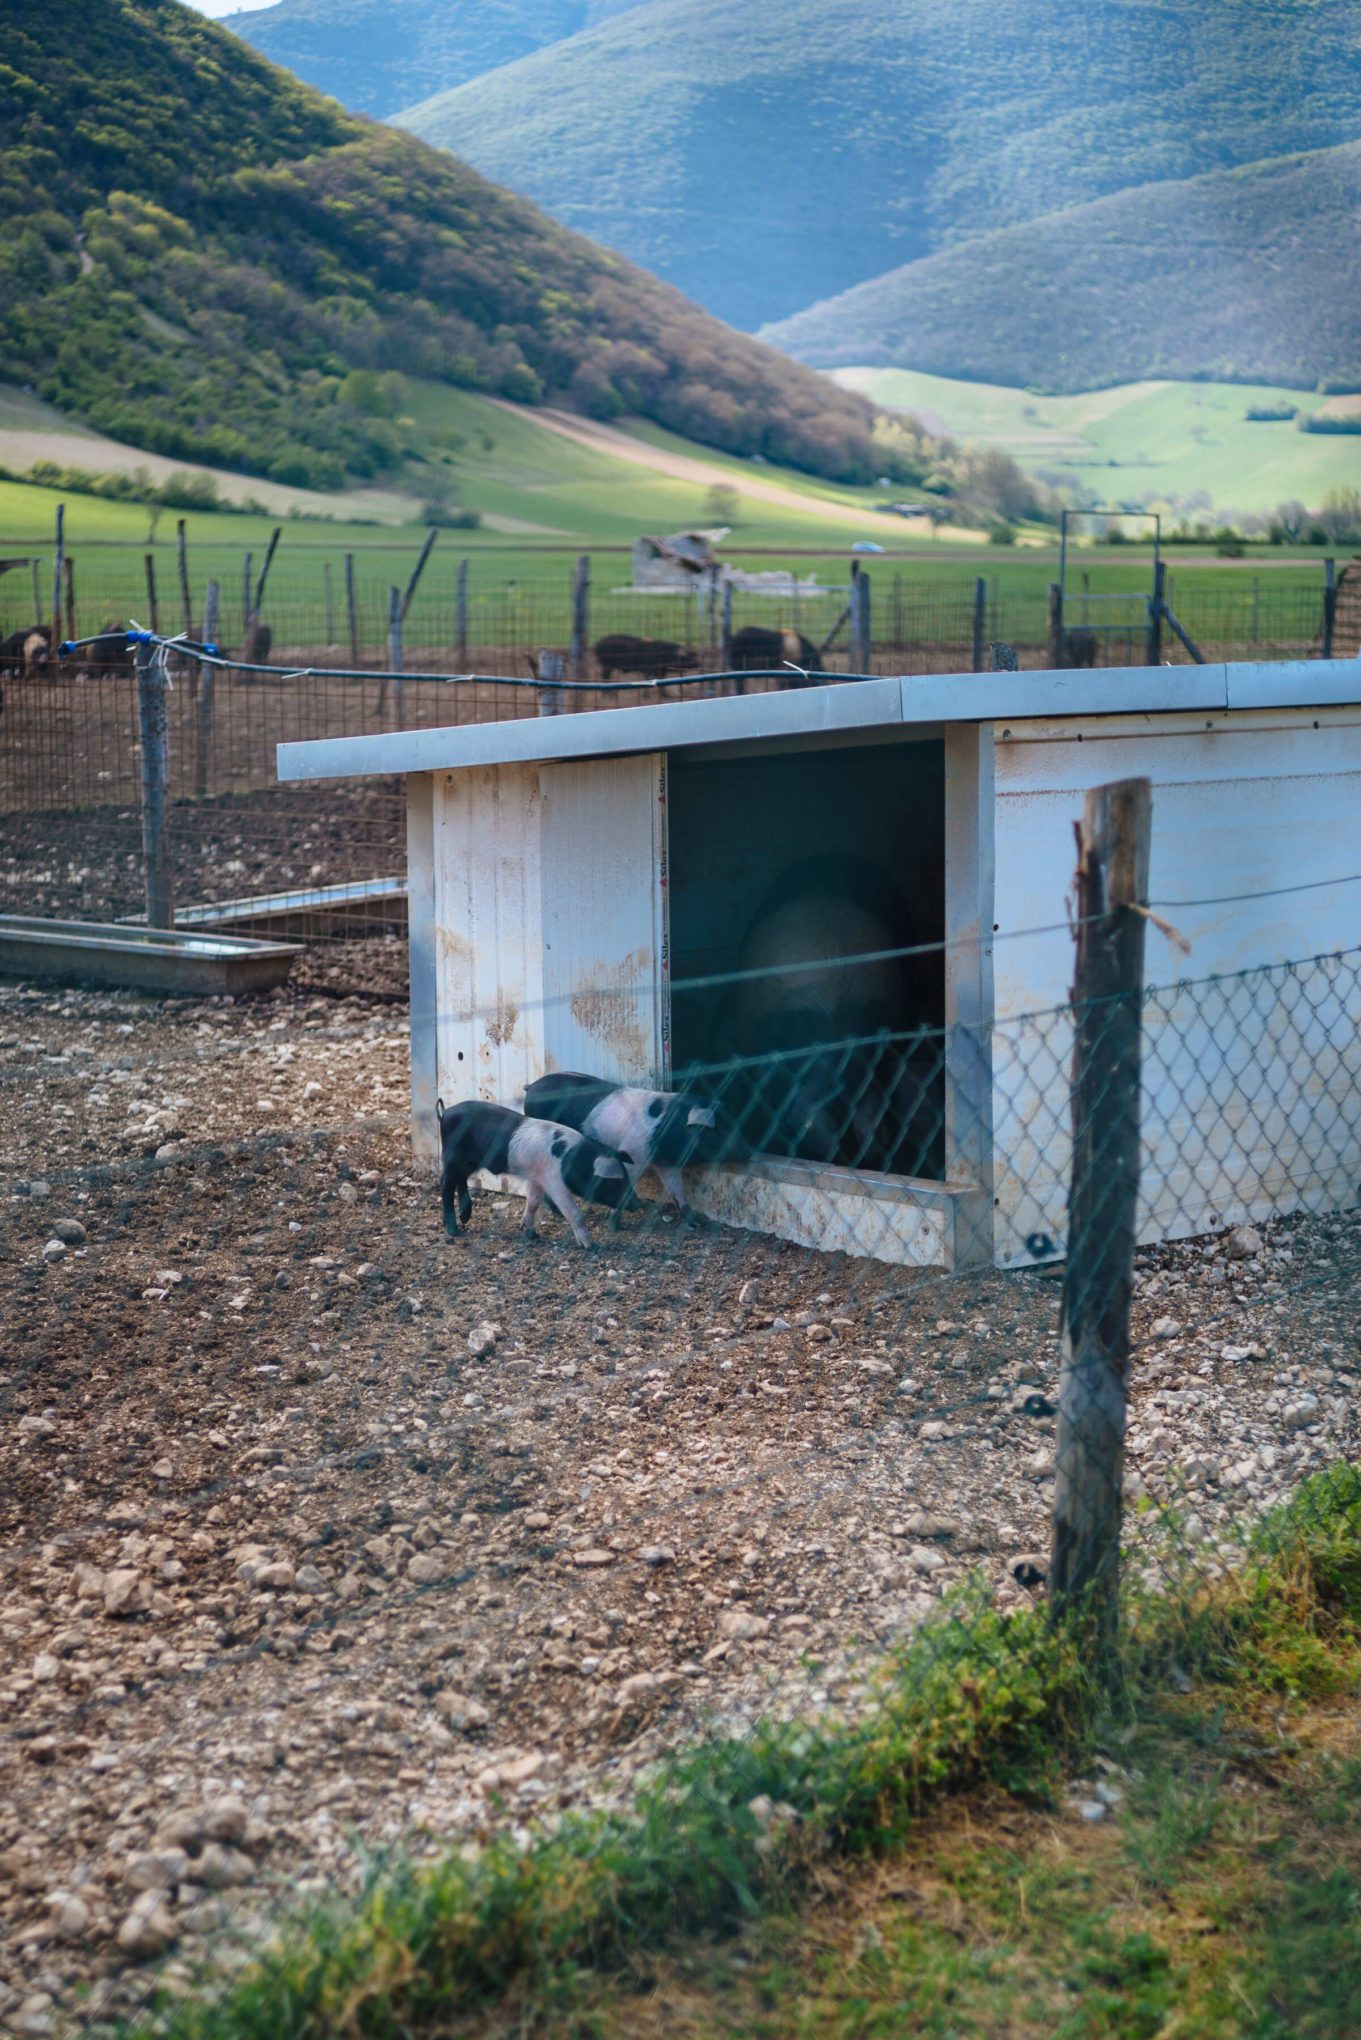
[[0, 921, 1358, 2034]]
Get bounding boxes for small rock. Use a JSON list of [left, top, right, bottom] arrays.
[[718, 1609, 770, 1642], [1078, 1799, 1108, 1824], [103, 1570, 151, 1618], [201, 1794, 249, 1844], [294, 1564, 328, 1594], [498, 1752, 544, 1786], [41, 1239, 67, 1263], [253, 1562, 296, 1591], [571, 1549, 614, 1568], [406, 1553, 445, 1585], [639, 1545, 675, 1567], [17, 1414, 56, 1441], [468, 1321, 501, 1359], [51, 1219, 87, 1246], [47, 1892, 91, 1941], [31, 1653, 60, 1682], [125, 1848, 188, 1893], [1283, 1394, 1320, 1430], [908, 1545, 947, 1575], [1224, 1224, 1262, 1259], [154, 1142, 184, 1166], [1149, 1316, 1182, 1339], [23, 1737, 59, 1765], [919, 1420, 951, 1441], [1025, 1450, 1056, 1479], [194, 1843, 255, 1889], [117, 1891, 177, 1959], [71, 1562, 105, 1599], [435, 1690, 491, 1731]]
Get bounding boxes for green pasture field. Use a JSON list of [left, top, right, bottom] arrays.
[[833, 368, 1361, 518]]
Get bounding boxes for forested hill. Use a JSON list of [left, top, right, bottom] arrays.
[[0, 0, 889, 492], [227, 0, 645, 121], [762, 144, 1361, 393], [398, 0, 1361, 333]]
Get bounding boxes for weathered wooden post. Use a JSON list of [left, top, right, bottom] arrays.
[[456, 558, 469, 665], [848, 560, 863, 671], [376, 584, 403, 726], [856, 567, 872, 671], [1050, 776, 1151, 1663], [344, 553, 359, 665], [63, 557, 76, 649], [176, 519, 193, 636], [52, 503, 64, 654], [242, 553, 252, 641], [31, 557, 42, 627], [1323, 557, 1338, 659], [144, 553, 160, 638], [536, 647, 567, 716], [136, 635, 174, 929], [721, 579, 734, 676], [1047, 581, 1064, 667], [194, 579, 220, 798], [971, 575, 987, 673], [707, 564, 719, 660], [1144, 561, 1165, 667], [570, 555, 590, 680]]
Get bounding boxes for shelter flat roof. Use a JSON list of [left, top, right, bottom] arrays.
[[276, 659, 1361, 784]]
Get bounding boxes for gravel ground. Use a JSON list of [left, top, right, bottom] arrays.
[[0, 976, 1357, 2034]]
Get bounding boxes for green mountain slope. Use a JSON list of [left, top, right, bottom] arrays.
[[0, 0, 891, 493], [396, 0, 1361, 333], [764, 144, 1361, 392], [226, 0, 643, 121]]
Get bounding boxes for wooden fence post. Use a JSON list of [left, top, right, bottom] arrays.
[[971, 575, 987, 673], [456, 558, 468, 665], [31, 557, 41, 626], [63, 557, 76, 649], [176, 519, 193, 636], [1144, 560, 1165, 667], [1050, 776, 1151, 1662], [535, 648, 567, 716], [144, 553, 160, 638], [52, 503, 64, 654], [721, 580, 734, 675], [195, 579, 219, 798], [324, 562, 335, 645], [136, 636, 174, 929], [376, 584, 402, 726], [854, 568, 872, 672], [344, 553, 359, 665], [570, 554, 590, 680], [1323, 557, 1338, 659], [242, 553, 252, 642], [1047, 580, 1064, 667], [849, 560, 863, 671]]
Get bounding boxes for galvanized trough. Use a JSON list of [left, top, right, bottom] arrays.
[[170, 877, 407, 940], [0, 916, 302, 997]]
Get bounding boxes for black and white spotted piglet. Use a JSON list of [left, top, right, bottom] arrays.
[[436, 1099, 638, 1248], [523, 1073, 741, 1219]]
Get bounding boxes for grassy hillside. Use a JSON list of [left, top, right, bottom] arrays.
[[0, 0, 896, 494], [767, 143, 1361, 394], [227, 0, 643, 120], [832, 370, 1361, 522], [397, 0, 1361, 333]]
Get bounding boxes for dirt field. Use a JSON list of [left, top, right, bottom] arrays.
[[0, 974, 1357, 2034]]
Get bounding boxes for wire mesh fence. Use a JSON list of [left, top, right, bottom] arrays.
[[1, 851, 1358, 2032]]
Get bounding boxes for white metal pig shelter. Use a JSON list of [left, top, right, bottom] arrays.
[[278, 656, 1361, 1269]]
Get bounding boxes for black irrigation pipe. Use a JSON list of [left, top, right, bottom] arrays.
[[58, 629, 871, 694]]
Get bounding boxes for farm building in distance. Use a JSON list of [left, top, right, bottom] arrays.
[[278, 656, 1361, 1270]]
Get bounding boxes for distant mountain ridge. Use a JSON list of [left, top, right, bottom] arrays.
[[227, 0, 644, 119], [761, 144, 1361, 394], [395, 0, 1361, 334], [0, 0, 894, 491]]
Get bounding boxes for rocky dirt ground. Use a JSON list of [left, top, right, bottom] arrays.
[[0, 974, 1357, 2036]]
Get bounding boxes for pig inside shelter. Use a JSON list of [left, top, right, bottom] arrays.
[[667, 737, 946, 1180]]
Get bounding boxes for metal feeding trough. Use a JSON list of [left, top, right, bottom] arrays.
[[170, 876, 408, 941], [0, 917, 302, 997]]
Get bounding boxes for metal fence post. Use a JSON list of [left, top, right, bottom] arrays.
[[136, 636, 174, 929], [849, 561, 863, 671], [721, 580, 734, 674], [570, 555, 590, 680], [195, 580, 219, 798], [1050, 776, 1151, 1661], [52, 503, 64, 656], [242, 553, 252, 642], [345, 553, 359, 665], [854, 568, 872, 672], [1144, 560, 1165, 667], [144, 553, 160, 638], [177, 519, 193, 637], [971, 575, 986, 673], [1047, 581, 1063, 667], [456, 558, 469, 665], [63, 557, 75, 649], [379, 584, 403, 728], [324, 562, 335, 645], [1323, 557, 1337, 659]]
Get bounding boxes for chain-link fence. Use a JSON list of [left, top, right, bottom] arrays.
[[1, 805, 1358, 2033]]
